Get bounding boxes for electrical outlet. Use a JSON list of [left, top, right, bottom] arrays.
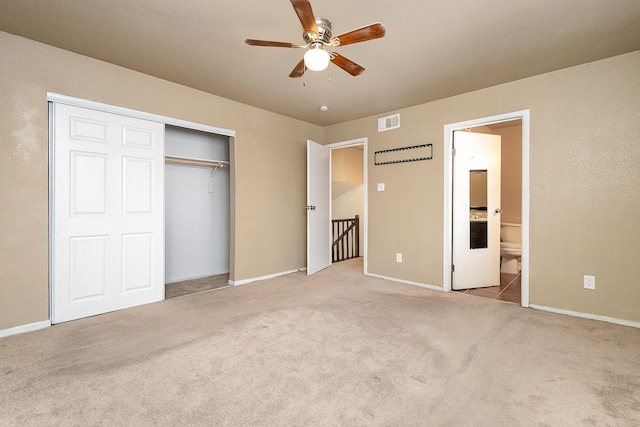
[[584, 275, 595, 290], [396, 253, 402, 263]]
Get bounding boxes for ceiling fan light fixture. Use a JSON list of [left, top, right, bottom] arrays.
[[304, 45, 330, 71], [245, 1, 386, 78]]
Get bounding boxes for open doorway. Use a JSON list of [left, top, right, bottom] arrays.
[[451, 122, 522, 303], [328, 138, 368, 273], [443, 111, 530, 307]]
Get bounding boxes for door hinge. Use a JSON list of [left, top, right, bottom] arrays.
[[451, 264, 455, 272]]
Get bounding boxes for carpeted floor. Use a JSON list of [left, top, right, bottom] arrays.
[[1, 258, 639, 426]]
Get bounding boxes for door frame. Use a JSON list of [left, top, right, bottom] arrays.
[[443, 110, 530, 307], [326, 137, 368, 275], [47, 93, 236, 320]]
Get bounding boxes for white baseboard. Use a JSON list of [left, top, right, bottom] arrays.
[[229, 269, 301, 287], [0, 320, 51, 339], [529, 304, 640, 329], [366, 273, 443, 292]]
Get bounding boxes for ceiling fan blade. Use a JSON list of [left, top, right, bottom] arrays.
[[289, 58, 306, 78], [290, 0, 318, 33], [330, 53, 365, 76], [330, 23, 386, 46], [245, 39, 298, 48]]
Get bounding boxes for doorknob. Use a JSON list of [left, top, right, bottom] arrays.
[[495, 208, 502, 214], [305, 205, 316, 211]]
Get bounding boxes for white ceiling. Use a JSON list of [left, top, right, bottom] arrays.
[[1, 0, 639, 126]]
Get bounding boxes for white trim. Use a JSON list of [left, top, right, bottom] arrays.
[[326, 137, 367, 149], [0, 320, 51, 339], [48, 103, 56, 321], [443, 110, 531, 307], [46, 92, 235, 137], [326, 137, 368, 275], [366, 273, 443, 292], [530, 305, 640, 329], [229, 269, 300, 286]]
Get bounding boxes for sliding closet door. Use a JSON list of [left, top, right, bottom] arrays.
[[51, 103, 165, 323]]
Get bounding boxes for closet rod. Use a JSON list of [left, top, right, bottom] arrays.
[[165, 156, 230, 169]]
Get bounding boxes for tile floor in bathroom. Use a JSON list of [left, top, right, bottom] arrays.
[[458, 272, 521, 303]]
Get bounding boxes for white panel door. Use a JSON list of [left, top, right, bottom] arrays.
[[452, 131, 501, 290], [306, 140, 331, 275], [52, 103, 164, 323]]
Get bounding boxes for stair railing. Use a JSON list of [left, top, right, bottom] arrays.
[[332, 215, 359, 263]]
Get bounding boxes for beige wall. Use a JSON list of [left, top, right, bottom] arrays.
[[332, 147, 364, 184], [495, 124, 523, 224], [0, 32, 322, 330], [325, 51, 640, 323], [1, 29, 639, 331]]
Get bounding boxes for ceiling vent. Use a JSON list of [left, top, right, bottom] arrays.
[[378, 113, 400, 132]]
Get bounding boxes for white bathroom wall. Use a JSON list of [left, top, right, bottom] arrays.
[[165, 126, 230, 283]]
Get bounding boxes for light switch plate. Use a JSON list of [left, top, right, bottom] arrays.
[[584, 275, 595, 290], [377, 183, 385, 192]]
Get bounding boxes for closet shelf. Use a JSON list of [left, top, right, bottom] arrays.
[[165, 155, 230, 169]]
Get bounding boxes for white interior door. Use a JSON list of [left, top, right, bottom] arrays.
[[306, 140, 331, 275], [52, 103, 165, 323], [452, 131, 501, 290]]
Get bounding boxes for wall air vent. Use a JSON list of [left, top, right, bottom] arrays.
[[378, 113, 400, 132]]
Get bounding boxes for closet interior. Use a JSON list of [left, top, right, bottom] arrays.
[[164, 125, 230, 298]]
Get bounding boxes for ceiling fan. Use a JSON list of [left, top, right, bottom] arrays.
[[245, 0, 386, 78]]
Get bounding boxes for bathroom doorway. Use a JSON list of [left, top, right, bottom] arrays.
[[451, 131, 502, 292], [455, 123, 521, 303], [443, 110, 530, 307]]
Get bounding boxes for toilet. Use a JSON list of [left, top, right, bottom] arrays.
[[500, 223, 522, 274]]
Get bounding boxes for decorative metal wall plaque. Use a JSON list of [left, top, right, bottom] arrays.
[[374, 143, 433, 165]]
